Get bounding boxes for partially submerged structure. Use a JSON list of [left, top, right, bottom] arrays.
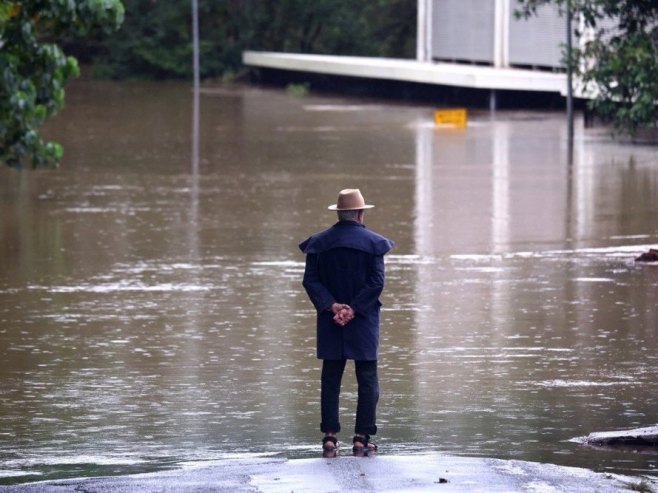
[[244, 0, 581, 108]]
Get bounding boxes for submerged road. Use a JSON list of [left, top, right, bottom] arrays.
[[2, 454, 656, 492]]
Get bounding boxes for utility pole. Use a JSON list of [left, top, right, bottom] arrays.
[[192, 0, 200, 90], [191, 0, 200, 174], [566, 0, 574, 162]]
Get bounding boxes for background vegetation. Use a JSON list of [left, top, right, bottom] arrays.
[[517, 0, 658, 135], [73, 0, 417, 80]]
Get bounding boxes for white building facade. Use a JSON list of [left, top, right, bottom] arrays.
[[418, 0, 568, 70]]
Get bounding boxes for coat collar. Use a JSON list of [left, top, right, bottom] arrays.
[[333, 220, 366, 229], [299, 221, 393, 255]]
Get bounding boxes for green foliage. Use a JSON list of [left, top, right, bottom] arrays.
[[92, 0, 416, 80], [516, 0, 658, 135], [286, 82, 310, 97], [0, 0, 124, 168]]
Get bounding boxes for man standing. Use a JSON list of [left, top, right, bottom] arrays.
[[299, 189, 394, 456]]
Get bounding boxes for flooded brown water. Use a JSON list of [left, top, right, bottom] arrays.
[[1, 80, 658, 484]]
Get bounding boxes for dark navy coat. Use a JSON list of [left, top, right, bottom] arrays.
[[299, 221, 394, 361]]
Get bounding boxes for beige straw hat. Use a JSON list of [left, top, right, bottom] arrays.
[[328, 189, 375, 211]]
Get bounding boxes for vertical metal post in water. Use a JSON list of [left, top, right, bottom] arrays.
[[192, 0, 200, 91], [190, 0, 200, 232], [566, 0, 574, 162], [191, 0, 200, 174]]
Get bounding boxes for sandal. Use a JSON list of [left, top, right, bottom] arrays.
[[352, 434, 377, 455], [322, 435, 338, 453]]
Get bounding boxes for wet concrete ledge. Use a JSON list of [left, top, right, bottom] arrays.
[[2, 454, 657, 493], [580, 425, 658, 448], [243, 52, 568, 95]]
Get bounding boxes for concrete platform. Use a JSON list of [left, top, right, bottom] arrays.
[[2, 454, 656, 492], [243, 52, 569, 96], [578, 425, 658, 448]]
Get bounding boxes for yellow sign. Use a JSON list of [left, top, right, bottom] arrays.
[[434, 108, 467, 128]]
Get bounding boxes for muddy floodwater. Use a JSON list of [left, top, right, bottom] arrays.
[[1, 80, 658, 484]]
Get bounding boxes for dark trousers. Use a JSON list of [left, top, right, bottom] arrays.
[[320, 359, 379, 436]]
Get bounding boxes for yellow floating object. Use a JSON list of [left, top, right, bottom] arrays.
[[434, 108, 467, 127]]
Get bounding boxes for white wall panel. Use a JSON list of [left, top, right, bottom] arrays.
[[508, 1, 566, 68], [431, 0, 496, 64], [428, 0, 570, 70]]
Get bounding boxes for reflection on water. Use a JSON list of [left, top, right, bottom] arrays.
[[1, 80, 658, 483]]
